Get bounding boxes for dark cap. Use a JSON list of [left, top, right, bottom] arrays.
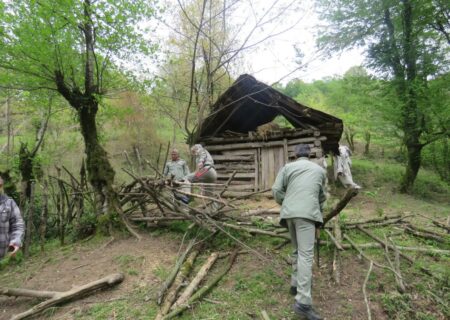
[[294, 144, 311, 157]]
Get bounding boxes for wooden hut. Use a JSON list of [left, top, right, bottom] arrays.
[[195, 74, 343, 196]]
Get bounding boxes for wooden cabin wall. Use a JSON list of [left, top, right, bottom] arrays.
[[205, 133, 326, 197]]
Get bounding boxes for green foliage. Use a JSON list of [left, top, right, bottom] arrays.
[[0, 0, 159, 91], [315, 0, 450, 191]]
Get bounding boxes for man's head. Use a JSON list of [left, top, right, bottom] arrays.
[[190, 144, 203, 156], [294, 144, 311, 158], [171, 149, 180, 161]]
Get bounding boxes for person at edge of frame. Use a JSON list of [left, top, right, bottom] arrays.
[[0, 176, 25, 260]]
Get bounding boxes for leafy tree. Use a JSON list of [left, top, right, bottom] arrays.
[[316, 0, 450, 192], [0, 1, 158, 211], [157, 0, 301, 143]]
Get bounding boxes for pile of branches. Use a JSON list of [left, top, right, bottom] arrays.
[[119, 169, 358, 242], [119, 174, 449, 319]]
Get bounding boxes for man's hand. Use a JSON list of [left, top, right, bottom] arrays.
[[7, 244, 20, 257]]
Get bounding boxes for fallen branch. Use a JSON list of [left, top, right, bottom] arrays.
[[219, 221, 290, 240], [5, 273, 124, 320], [155, 245, 201, 319], [356, 226, 439, 280], [345, 214, 402, 226], [332, 218, 342, 285], [339, 242, 450, 255], [343, 234, 403, 280], [156, 238, 196, 305], [323, 188, 359, 225], [384, 236, 406, 293], [171, 252, 220, 309], [242, 208, 280, 217], [261, 310, 271, 320], [403, 225, 447, 243], [162, 250, 239, 319], [363, 261, 373, 320], [324, 229, 344, 251], [417, 214, 450, 233]]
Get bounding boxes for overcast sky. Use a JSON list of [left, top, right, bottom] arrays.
[[157, 0, 366, 85], [239, 0, 366, 84]]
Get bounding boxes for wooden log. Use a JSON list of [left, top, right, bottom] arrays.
[[171, 252, 219, 310], [332, 218, 342, 285], [8, 273, 124, 320], [216, 173, 255, 179], [343, 235, 403, 280], [131, 217, 187, 222], [339, 242, 450, 255], [345, 215, 402, 226], [403, 226, 447, 243], [242, 208, 280, 216], [156, 239, 196, 305], [219, 222, 290, 240], [222, 184, 255, 191], [199, 129, 315, 144], [384, 236, 406, 293], [205, 136, 326, 152], [162, 250, 239, 320], [261, 310, 271, 320], [0, 288, 56, 299], [155, 246, 201, 319], [356, 226, 439, 280], [214, 163, 255, 170], [363, 261, 374, 320], [324, 229, 344, 251], [212, 155, 254, 161], [404, 223, 448, 238], [228, 188, 272, 200], [322, 188, 359, 225]]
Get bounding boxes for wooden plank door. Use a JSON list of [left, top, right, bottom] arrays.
[[260, 146, 286, 189]]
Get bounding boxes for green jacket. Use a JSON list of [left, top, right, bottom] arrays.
[[272, 158, 327, 223]]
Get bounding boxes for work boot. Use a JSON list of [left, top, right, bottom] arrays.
[[293, 302, 323, 320], [289, 286, 297, 295]]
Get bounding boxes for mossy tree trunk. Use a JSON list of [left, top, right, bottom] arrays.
[[54, 0, 117, 224]]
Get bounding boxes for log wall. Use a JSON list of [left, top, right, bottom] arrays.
[[201, 129, 326, 196]]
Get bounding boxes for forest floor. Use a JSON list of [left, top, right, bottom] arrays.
[[0, 158, 449, 320]]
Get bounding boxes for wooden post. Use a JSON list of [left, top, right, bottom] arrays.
[[254, 149, 259, 191], [283, 138, 288, 164]]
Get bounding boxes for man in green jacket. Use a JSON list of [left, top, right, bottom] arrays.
[[272, 144, 326, 320]]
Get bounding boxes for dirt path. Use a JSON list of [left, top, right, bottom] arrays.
[[0, 234, 180, 320]]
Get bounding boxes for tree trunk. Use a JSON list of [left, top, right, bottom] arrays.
[[78, 103, 116, 213], [364, 131, 371, 155], [400, 142, 421, 193], [399, 0, 422, 193]]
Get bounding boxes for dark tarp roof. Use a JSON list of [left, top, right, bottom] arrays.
[[196, 74, 343, 153]]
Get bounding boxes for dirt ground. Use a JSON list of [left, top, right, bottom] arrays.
[[0, 228, 389, 320], [0, 234, 180, 320], [5, 189, 445, 319]]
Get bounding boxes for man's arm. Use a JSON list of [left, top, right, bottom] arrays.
[[183, 161, 190, 176], [9, 199, 24, 249], [163, 163, 169, 177], [272, 167, 286, 205]]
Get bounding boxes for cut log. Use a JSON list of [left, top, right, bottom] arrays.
[[171, 252, 219, 310], [155, 246, 201, 319], [6, 273, 124, 320], [162, 250, 238, 319], [155, 239, 196, 305]]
